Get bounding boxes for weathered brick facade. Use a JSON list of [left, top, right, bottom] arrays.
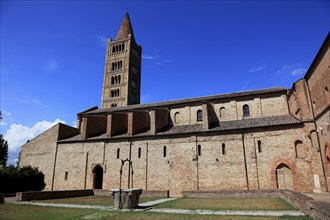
[[19, 14, 330, 197]]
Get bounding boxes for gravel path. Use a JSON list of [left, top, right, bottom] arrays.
[[18, 201, 115, 211], [139, 198, 177, 206], [15, 198, 306, 217], [148, 208, 305, 217]]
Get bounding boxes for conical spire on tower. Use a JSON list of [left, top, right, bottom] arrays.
[[116, 12, 135, 41]]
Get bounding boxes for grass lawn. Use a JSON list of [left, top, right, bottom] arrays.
[[0, 203, 312, 220], [155, 198, 296, 211], [0, 203, 96, 220], [33, 195, 162, 206]]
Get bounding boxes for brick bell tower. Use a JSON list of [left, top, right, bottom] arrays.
[[101, 12, 142, 108]]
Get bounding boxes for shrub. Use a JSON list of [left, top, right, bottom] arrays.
[[0, 165, 45, 193]]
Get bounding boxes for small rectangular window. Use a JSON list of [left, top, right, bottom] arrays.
[[138, 147, 141, 158], [117, 148, 120, 159], [222, 143, 226, 155], [258, 141, 262, 153], [197, 110, 203, 122], [197, 145, 201, 156], [64, 172, 68, 180], [163, 146, 167, 157]]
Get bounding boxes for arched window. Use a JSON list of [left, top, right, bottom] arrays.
[[118, 44, 122, 51], [122, 43, 125, 50], [118, 61, 122, 70], [111, 63, 114, 71], [118, 75, 121, 84], [325, 145, 330, 163], [114, 62, 118, 70], [174, 112, 180, 124], [117, 89, 120, 97], [220, 107, 225, 118], [197, 145, 201, 156], [111, 103, 117, 107], [116, 148, 120, 159], [257, 140, 262, 153], [163, 146, 167, 157], [112, 46, 115, 53], [115, 45, 118, 52], [295, 140, 304, 158], [111, 90, 114, 97], [325, 86, 329, 103], [243, 104, 250, 117], [197, 110, 203, 122], [138, 147, 141, 158], [222, 143, 226, 155], [111, 76, 114, 84]]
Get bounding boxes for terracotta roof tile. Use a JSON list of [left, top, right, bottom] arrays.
[[85, 87, 288, 115], [115, 12, 135, 41], [59, 115, 302, 143]]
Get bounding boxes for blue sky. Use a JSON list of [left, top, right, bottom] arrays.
[[1, 0, 329, 165]]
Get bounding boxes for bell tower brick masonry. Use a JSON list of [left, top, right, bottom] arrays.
[[101, 12, 142, 108]]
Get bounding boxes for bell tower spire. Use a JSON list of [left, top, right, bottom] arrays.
[[115, 12, 135, 42], [101, 12, 142, 109]]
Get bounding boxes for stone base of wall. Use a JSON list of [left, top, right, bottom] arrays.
[[140, 190, 169, 198], [183, 190, 330, 220], [183, 189, 280, 198], [16, 190, 94, 201], [93, 189, 169, 198]]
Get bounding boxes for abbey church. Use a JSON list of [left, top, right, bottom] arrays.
[[19, 13, 330, 197]]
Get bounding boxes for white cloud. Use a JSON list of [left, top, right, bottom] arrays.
[[248, 65, 266, 72], [141, 93, 159, 104], [19, 98, 43, 106], [96, 35, 108, 47], [44, 60, 58, 71], [291, 68, 306, 76], [71, 121, 77, 128], [0, 110, 13, 126], [240, 81, 250, 91], [4, 119, 65, 153], [276, 64, 306, 76], [142, 55, 157, 60], [8, 157, 18, 166]]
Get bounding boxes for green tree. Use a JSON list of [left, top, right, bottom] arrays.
[[0, 165, 45, 193], [0, 135, 8, 167], [0, 111, 9, 167]]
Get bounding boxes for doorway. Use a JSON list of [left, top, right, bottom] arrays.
[[93, 165, 103, 189], [276, 164, 293, 190]]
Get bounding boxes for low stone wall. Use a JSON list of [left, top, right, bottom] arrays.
[[183, 189, 280, 198], [93, 189, 169, 198], [278, 190, 329, 220], [140, 190, 169, 198], [0, 193, 4, 203], [306, 200, 330, 220], [182, 190, 330, 220], [16, 189, 94, 201]]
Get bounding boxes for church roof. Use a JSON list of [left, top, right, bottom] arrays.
[[115, 12, 135, 41], [85, 87, 288, 115], [59, 115, 302, 143]]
